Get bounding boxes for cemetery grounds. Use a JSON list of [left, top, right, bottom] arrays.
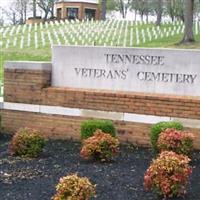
[[1, 19, 200, 97], [1, 20, 200, 199]]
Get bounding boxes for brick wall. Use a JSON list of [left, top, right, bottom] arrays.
[[2, 110, 200, 149], [43, 87, 200, 120], [1, 110, 151, 146], [2, 65, 200, 149], [4, 68, 200, 120]]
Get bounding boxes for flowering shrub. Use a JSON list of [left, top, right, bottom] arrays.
[[52, 174, 96, 200], [9, 127, 46, 158], [150, 121, 184, 153], [157, 128, 194, 155], [80, 129, 119, 162], [144, 151, 192, 199]]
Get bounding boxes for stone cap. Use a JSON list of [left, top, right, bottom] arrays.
[[5, 61, 52, 71]]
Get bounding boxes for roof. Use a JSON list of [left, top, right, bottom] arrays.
[[57, 0, 98, 4]]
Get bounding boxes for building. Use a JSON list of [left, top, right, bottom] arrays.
[[55, 0, 100, 21]]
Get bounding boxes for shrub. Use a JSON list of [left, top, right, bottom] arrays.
[[157, 128, 194, 155], [52, 174, 96, 200], [81, 119, 116, 140], [150, 121, 184, 153], [80, 129, 119, 162], [144, 151, 192, 199], [9, 127, 46, 158]]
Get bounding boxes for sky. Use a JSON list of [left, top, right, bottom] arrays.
[[0, 0, 13, 24], [0, 0, 10, 8]]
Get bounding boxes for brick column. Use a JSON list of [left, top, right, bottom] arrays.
[[4, 61, 51, 104]]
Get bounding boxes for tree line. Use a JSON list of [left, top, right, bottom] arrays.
[[1, 0, 199, 25], [104, 0, 199, 23], [0, 0, 58, 25]]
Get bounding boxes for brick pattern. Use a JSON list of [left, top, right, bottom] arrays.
[[2, 110, 200, 149], [0, 109, 158, 147], [4, 69, 51, 104], [4, 69, 200, 120], [43, 88, 200, 120]]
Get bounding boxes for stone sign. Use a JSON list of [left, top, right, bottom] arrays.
[[52, 46, 200, 96]]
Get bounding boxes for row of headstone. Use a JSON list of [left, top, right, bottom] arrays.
[[1, 20, 200, 49]]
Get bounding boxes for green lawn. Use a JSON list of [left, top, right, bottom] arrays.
[[0, 48, 51, 81]]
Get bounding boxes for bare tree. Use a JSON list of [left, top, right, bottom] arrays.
[[181, 0, 195, 43], [0, 7, 6, 26], [37, 0, 57, 20], [1, 7, 14, 25], [8, 0, 30, 24], [23, 0, 29, 21]]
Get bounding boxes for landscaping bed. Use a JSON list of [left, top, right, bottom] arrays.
[[0, 133, 200, 200]]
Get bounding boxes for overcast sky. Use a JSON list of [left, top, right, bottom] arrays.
[[0, 0, 10, 8]]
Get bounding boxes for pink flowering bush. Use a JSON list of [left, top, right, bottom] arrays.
[[52, 174, 96, 200], [9, 127, 46, 158], [144, 151, 192, 199], [80, 129, 119, 162], [157, 128, 194, 155]]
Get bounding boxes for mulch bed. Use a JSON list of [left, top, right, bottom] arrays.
[[0, 133, 200, 200]]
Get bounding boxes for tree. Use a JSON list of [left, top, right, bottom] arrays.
[[22, 0, 29, 21], [0, 7, 5, 26], [33, 0, 37, 18], [12, 0, 30, 24], [106, 0, 131, 19], [118, 0, 131, 19], [130, 0, 150, 22], [181, 0, 195, 43], [166, 0, 184, 22], [0, 0, 30, 25], [101, 0, 107, 20], [0, 7, 16, 25], [156, 0, 162, 25], [37, 0, 58, 20], [49, 0, 57, 19], [106, 0, 118, 12], [166, 0, 176, 22]]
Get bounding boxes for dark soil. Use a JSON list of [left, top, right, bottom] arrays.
[[0, 133, 200, 200]]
